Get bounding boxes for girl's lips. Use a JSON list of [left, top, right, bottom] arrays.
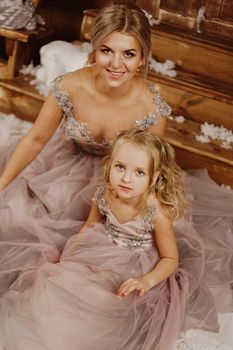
[[118, 184, 132, 191]]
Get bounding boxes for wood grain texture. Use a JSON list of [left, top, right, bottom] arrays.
[[138, 0, 233, 40]]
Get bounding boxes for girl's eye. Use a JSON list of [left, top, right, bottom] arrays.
[[115, 164, 124, 171], [136, 170, 145, 176]]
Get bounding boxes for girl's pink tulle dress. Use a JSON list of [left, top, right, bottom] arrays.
[[0, 75, 232, 349]]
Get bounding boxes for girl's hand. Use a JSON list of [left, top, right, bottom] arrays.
[[118, 276, 152, 297]]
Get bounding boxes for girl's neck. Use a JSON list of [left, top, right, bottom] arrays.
[[107, 190, 148, 223]]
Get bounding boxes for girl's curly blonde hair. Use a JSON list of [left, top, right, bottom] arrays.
[[103, 129, 187, 222]]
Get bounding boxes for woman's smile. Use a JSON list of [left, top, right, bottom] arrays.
[[106, 69, 126, 79]]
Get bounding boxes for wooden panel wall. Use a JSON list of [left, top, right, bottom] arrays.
[[37, 1, 233, 42], [138, 0, 233, 40]]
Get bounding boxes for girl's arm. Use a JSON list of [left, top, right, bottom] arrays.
[[0, 93, 63, 191], [118, 211, 178, 297]]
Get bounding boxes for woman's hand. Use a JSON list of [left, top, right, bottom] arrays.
[[118, 276, 153, 297]]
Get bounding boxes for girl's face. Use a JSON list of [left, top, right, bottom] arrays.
[[109, 141, 150, 202], [95, 31, 143, 88]]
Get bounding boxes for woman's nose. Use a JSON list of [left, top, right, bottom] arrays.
[[111, 53, 122, 69]]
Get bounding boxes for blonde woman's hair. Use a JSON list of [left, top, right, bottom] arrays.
[[89, 1, 151, 75], [103, 129, 187, 221]]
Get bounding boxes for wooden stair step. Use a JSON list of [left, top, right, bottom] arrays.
[[148, 71, 233, 130], [0, 75, 44, 122], [150, 23, 233, 86], [165, 118, 233, 186], [165, 118, 233, 166], [0, 26, 51, 43]]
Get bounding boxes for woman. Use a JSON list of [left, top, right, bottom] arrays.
[[0, 2, 170, 292]]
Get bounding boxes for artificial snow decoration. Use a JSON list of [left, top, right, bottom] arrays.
[[35, 41, 91, 86], [142, 9, 160, 26], [195, 122, 233, 149], [0, 113, 32, 145], [19, 41, 92, 97], [174, 116, 185, 123], [19, 61, 38, 76], [149, 57, 177, 78], [196, 7, 205, 33]]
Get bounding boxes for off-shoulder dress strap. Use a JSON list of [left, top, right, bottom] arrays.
[[149, 86, 172, 118], [133, 86, 171, 131], [51, 75, 74, 119]]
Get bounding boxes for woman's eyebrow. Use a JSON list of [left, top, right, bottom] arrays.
[[100, 45, 137, 52]]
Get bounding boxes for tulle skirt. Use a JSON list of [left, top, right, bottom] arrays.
[[0, 126, 232, 349], [0, 127, 102, 295], [0, 221, 210, 350]]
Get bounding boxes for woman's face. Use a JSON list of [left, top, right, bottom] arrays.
[[95, 31, 143, 88]]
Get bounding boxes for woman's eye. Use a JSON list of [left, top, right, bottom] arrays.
[[124, 52, 135, 58], [101, 48, 111, 54]]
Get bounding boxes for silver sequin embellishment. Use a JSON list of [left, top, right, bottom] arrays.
[[96, 186, 156, 250], [149, 86, 172, 118]]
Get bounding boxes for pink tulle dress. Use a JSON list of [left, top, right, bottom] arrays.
[[0, 74, 232, 349], [0, 186, 218, 349]]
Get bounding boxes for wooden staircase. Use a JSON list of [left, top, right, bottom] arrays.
[[0, 7, 232, 186]]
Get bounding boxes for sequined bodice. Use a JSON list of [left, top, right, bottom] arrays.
[[96, 186, 156, 250], [52, 75, 171, 156]]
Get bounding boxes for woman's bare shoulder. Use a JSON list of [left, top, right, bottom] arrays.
[[57, 66, 94, 92], [136, 78, 171, 118]]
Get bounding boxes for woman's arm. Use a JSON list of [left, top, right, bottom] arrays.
[[149, 115, 167, 138], [118, 212, 178, 297], [0, 93, 63, 191]]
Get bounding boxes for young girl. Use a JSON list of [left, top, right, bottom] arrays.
[[0, 129, 216, 350]]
